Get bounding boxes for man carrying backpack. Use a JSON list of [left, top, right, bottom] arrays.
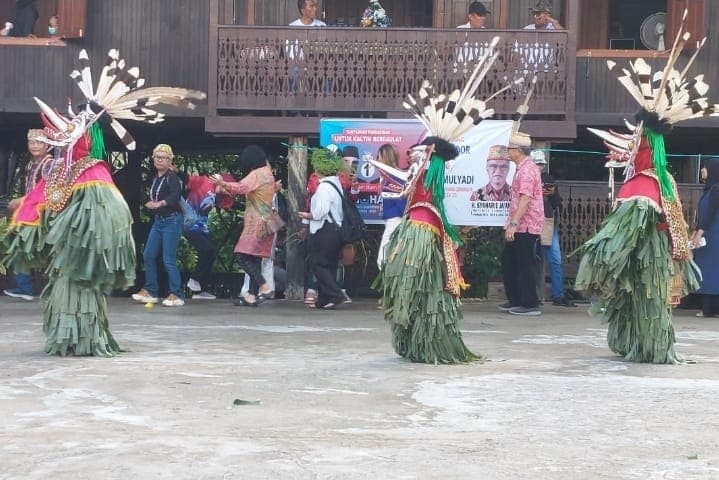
[[297, 147, 349, 309]]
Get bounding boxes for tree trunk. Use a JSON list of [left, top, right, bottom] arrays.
[[285, 135, 309, 300]]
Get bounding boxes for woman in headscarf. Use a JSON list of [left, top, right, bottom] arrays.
[[210, 145, 275, 306], [691, 157, 719, 317]]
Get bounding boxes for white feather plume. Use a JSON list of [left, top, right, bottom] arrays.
[[403, 36, 501, 141], [607, 9, 719, 127], [68, 49, 206, 150]]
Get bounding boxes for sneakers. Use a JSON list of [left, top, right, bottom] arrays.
[[187, 278, 201, 292], [132, 289, 158, 303], [508, 306, 541, 316], [552, 296, 576, 307], [341, 289, 352, 304], [162, 294, 185, 307], [3, 288, 34, 301], [498, 302, 517, 312], [193, 291, 216, 300], [304, 288, 318, 305]]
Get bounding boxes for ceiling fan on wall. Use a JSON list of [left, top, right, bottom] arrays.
[[640, 12, 667, 50]]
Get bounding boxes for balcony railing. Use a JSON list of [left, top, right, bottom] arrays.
[[210, 26, 571, 118]]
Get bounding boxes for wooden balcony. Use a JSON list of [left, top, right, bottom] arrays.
[[207, 26, 576, 139]]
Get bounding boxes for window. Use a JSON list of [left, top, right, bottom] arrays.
[[577, 0, 705, 55], [0, 0, 85, 42], [579, 0, 666, 50]]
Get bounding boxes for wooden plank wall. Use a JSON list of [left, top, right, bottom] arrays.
[[575, 1, 718, 126], [0, 0, 208, 115]]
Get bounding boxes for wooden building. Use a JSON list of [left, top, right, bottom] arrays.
[[2, 1, 715, 144], [0, 0, 717, 291]]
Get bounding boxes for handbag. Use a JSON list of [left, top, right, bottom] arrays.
[[264, 210, 286, 234], [540, 217, 555, 246]]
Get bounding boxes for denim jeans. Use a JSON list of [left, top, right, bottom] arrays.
[[14, 272, 34, 295], [143, 212, 183, 298], [542, 226, 564, 300]]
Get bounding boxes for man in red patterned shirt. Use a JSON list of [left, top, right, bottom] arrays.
[[499, 132, 545, 316]]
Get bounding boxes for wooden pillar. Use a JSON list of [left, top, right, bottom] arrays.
[[285, 135, 309, 300]]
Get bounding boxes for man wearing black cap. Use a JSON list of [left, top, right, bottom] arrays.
[[456, 1, 489, 29], [525, 1, 563, 29]]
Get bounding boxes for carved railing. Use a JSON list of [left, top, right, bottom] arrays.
[[557, 181, 703, 276], [213, 26, 569, 115]]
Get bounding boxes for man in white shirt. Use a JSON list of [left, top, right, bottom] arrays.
[[297, 151, 346, 310], [289, 0, 326, 27], [454, 2, 490, 73], [287, 0, 326, 92], [524, 1, 564, 30], [456, 1, 489, 29]]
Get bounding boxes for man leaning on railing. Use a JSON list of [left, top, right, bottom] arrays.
[[286, 0, 327, 94]]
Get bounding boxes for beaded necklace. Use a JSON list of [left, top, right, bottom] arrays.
[[151, 173, 168, 202], [45, 155, 99, 212]]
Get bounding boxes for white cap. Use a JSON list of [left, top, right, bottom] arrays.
[[531, 150, 546, 164]]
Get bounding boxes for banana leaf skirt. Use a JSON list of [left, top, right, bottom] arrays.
[[381, 218, 480, 364], [575, 199, 698, 364], [5, 182, 135, 356]]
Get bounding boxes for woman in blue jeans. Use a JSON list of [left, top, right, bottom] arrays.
[[131, 144, 185, 307], [533, 150, 575, 307]]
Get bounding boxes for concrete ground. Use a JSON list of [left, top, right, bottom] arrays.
[[1, 297, 718, 480]]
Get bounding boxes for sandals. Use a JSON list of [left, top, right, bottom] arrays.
[[233, 296, 258, 307], [255, 291, 272, 305], [306, 301, 336, 310], [304, 289, 318, 305]]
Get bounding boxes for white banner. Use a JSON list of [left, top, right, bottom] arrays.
[[444, 120, 514, 226], [319, 118, 514, 227]]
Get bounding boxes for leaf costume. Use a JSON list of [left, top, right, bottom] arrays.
[[374, 37, 511, 364], [576, 11, 715, 363], [1, 49, 205, 356]]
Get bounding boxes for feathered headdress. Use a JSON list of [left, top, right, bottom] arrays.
[[587, 120, 642, 199], [591, 9, 719, 200], [35, 48, 206, 153], [403, 36, 508, 142]]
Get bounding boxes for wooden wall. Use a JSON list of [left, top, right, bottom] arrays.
[[0, 0, 208, 116], [575, 0, 719, 128]]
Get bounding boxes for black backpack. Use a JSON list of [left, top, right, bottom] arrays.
[[323, 181, 365, 243]]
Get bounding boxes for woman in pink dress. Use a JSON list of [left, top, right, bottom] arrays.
[[211, 145, 276, 306]]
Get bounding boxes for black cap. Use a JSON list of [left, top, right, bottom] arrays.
[[342, 145, 359, 159], [529, 1, 552, 14], [469, 1, 490, 16]]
